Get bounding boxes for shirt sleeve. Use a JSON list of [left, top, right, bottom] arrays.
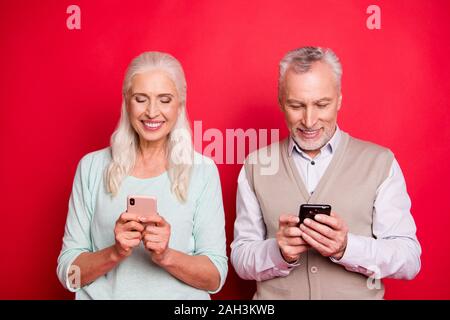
[[230, 166, 299, 282], [192, 158, 228, 294], [56, 154, 95, 292], [331, 158, 422, 280]]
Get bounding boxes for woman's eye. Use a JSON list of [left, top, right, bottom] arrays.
[[135, 96, 147, 103]]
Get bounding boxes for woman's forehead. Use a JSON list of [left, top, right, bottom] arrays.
[[130, 70, 177, 94]]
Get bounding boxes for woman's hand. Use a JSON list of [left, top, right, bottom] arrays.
[[142, 214, 171, 265], [113, 212, 145, 259]]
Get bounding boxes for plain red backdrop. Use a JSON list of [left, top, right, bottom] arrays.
[[0, 0, 449, 299]]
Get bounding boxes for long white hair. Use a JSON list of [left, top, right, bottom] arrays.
[[106, 52, 193, 202]]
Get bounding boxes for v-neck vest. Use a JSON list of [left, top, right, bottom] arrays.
[[244, 131, 393, 299]]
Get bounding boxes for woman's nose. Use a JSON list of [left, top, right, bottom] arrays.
[[146, 99, 160, 118]]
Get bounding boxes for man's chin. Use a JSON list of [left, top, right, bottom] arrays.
[[293, 137, 326, 152]]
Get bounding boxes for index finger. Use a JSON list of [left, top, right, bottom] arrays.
[[314, 212, 340, 230], [279, 214, 300, 226], [142, 214, 165, 225], [119, 212, 142, 223]]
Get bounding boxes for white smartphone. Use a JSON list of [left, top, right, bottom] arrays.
[[126, 195, 157, 219]]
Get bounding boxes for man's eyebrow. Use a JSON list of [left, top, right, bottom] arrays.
[[314, 97, 333, 103], [157, 93, 174, 97], [286, 99, 305, 104]]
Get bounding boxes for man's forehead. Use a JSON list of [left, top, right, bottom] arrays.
[[284, 65, 339, 96]]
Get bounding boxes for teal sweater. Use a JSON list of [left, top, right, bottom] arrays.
[[57, 148, 228, 299]]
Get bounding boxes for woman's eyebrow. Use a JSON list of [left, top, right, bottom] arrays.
[[130, 92, 149, 97], [130, 92, 174, 98]]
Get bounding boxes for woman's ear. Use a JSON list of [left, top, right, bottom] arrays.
[[123, 95, 129, 112]]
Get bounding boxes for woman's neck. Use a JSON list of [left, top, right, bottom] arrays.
[[138, 138, 166, 159], [135, 138, 168, 173]]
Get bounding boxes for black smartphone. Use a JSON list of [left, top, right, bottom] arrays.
[[298, 204, 331, 225]]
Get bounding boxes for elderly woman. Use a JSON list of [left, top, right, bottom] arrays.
[[57, 52, 228, 299]]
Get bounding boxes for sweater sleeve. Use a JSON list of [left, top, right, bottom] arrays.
[[56, 153, 96, 292], [191, 158, 228, 294]]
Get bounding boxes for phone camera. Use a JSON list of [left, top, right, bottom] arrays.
[[130, 198, 135, 206]]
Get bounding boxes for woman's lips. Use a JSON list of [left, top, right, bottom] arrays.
[[142, 120, 164, 131]]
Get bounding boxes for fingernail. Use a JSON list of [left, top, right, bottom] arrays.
[[315, 215, 322, 221], [304, 218, 311, 225], [140, 217, 147, 222]]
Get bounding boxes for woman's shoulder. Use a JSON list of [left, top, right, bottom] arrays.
[[76, 147, 112, 179], [192, 151, 219, 185], [79, 147, 112, 166], [192, 151, 219, 176]]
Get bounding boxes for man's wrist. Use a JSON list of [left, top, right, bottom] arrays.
[[279, 248, 299, 264], [332, 242, 348, 261]]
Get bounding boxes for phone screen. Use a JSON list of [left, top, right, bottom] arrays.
[[298, 204, 331, 225]]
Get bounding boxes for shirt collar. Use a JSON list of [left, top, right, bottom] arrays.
[[288, 125, 342, 158]]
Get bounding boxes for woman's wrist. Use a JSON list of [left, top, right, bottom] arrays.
[[151, 248, 173, 267], [110, 245, 128, 263]]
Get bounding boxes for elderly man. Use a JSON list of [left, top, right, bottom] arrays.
[[230, 46, 421, 299]]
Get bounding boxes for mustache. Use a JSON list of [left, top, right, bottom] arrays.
[[297, 127, 322, 132]]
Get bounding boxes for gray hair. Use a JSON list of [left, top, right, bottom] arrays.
[[278, 46, 342, 102], [106, 52, 193, 202]]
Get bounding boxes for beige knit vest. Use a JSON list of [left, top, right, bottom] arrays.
[[244, 131, 394, 299]]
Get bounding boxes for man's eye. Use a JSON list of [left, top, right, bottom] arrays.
[[317, 104, 329, 108], [160, 97, 171, 103]]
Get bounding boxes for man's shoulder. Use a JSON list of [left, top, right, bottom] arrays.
[[348, 135, 394, 159], [346, 133, 393, 157]]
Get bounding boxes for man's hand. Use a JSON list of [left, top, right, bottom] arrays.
[[299, 211, 348, 259], [276, 214, 310, 263]]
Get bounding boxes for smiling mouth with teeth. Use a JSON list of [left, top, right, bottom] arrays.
[[297, 128, 321, 139], [142, 120, 165, 130]]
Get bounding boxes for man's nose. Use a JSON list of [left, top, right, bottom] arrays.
[[303, 107, 317, 128]]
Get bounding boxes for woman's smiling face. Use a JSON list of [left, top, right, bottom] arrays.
[[127, 70, 180, 146]]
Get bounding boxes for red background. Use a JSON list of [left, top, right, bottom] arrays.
[[1, 0, 449, 299]]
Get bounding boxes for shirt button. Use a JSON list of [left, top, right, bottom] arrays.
[[311, 266, 318, 273], [311, 161, 315, 165]]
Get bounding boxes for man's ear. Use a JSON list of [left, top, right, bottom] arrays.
[[278, 95, 285, 112], [337, 94, 342, 111]]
